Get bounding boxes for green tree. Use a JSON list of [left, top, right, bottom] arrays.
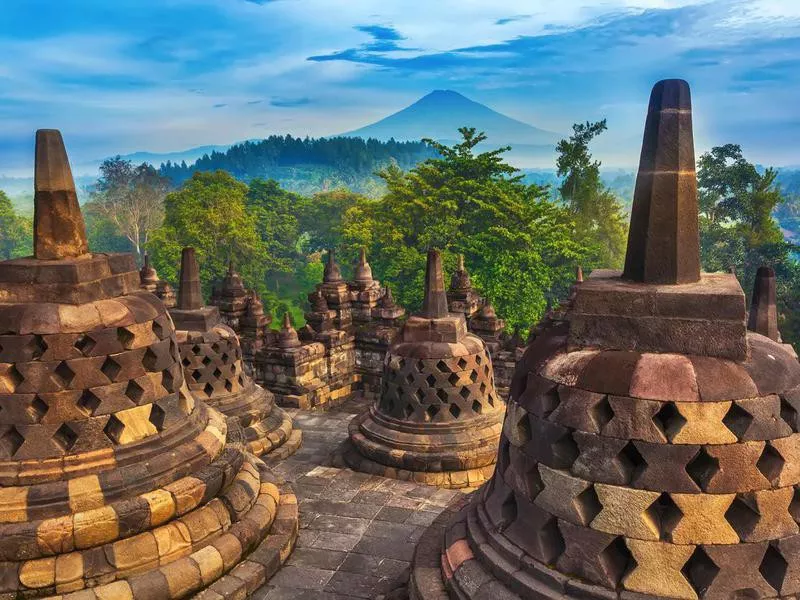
[[342, 128, 590, 331], [298, 189, 366, 254], [146, 171, 270, 300], [90, 157, 169, 258], [697, 144, 800, 344], [556, 120, 627, 267], [0, 191, 32, 258]]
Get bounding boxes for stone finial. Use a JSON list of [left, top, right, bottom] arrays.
[[177, 247, 203, 310], [748, 266, 780, 341], [323, 249, 343, 283], [33, 129, 90, 260], [278, 312, 301, 348], [450, 254, 472, 291], [354, 247, 374, 282], [576, 265, 584, 283], [622, 79, 700, 285], [140, 252, 159, 286], [380, 286, 396, 308], [421, 248, 449, 319]]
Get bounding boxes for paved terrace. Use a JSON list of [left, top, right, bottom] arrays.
[[255, 397, 466, 599]]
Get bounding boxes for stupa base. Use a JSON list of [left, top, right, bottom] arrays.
[[338, 410, 498, 490]]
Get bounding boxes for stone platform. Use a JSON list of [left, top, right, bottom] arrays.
[[254, 396, 466, 599]]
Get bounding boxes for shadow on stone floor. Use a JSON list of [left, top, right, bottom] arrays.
[[255, 396, 466, 599]]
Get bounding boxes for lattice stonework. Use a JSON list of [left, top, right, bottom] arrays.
[[378, 349, 498, 423], [177, 325, 245, 399]]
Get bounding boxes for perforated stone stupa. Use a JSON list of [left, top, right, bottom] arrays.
[[341, 249, 504, 489], [0, 130, 297, 599], [409, 80, 800, 600], [170, 247, 301, 459]]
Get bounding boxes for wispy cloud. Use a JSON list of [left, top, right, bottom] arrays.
[[270, 96, 312, 107], [495, 15, 531, 25]]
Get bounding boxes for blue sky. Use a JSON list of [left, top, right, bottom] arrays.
[[0, 0, 798, 174]]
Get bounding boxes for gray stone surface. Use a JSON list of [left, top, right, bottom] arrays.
[[254, 395, 465, 599]]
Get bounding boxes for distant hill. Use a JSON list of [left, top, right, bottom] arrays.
[[341, 90, 562, 166]]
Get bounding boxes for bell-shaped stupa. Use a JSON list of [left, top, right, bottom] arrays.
[[342, 249, 504, 489], [0, 130, 297, 598], [410, 80, 800, 600], [170, 248, 301, 459]]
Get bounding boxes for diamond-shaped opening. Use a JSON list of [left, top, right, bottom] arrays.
[[645, 493, 683, 542], [590, 396, 614, 431], [225, 379, 233, 393], [29, 396, 49, 423], [73, 334, 96, 355], [436, 360, 449, 373], [125, 380, 145, 403], [725, 494, 760, 539], [181, 357, 191, 367], [192, 344, 202, 354], [101, 357, 122, 382], [425, 374, 436, 387], [405, 372, 415, 385], [202, 355, 212, 366], [472, 400, 482, 414], [457, 357, 468, 370], [617, 441, 648, 484], [211, 343, 220, 353], [449, 403, 461, 419], [760, 544, 788, 594], [425, 404, 440, 421], [220, 353, 230, 364], [573, 485, 602, 525], [652, 402, 687, 441], [599, 536, 635, 588], [142, 347, 158, 371], [469, 370, 478, 383], [403, 404, 415, 419], [790, 487, 800, 524], [537, 517, 566, 564], [415, 388, 425, 402], [416, 360, 425, 372], [479, 382, 486, 394], [29, 335, 47, 359], [238, 375, 244, 386], [117, 327, 135, 348], [191, 369, 202, 382], [0, 426, 24, 458], [213, 367, 223, 379], [149, 404, 166, 432], [757, 443, 785, 485], [54, 361, 75, 386], [4, 365, 22, 391], [448, 373, 460, 386], [162, 369, 176, 393], [77, 390, 101, 415], [53, 423, 78, 452], [487, 394, 495, 407], [781, 398, 798, 432], [723, 402, 754, 439], [436, 388, 448, 403], [152, 320, 165, 339], [681, 546, 720, 597], [686, 447, 719, 491], [476, 354, 482, 365], [204, 383, 215, 397], [104, 414, 125, 444], [460, 386, 470, 400]]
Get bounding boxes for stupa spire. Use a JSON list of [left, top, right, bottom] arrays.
[[576, 265, 584, 283], [177, 247, 203, 310], [421, 248, 449, 318], [748, 266, 780, 341], [33, 129, 89, 259], [323, 248, 343, 282], [622, 79, 700, 284]]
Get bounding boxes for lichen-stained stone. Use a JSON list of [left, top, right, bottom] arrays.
[[0, 130, 298, 598], [671, 402, 737, 444], [623, 539, 697, 599], [668, 492, 738, 544], [591, 483, 661, 540], [409, 78, 800, 600]]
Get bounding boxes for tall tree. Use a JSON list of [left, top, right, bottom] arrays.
[[556, 120, 627, 268], [0, 191, 31, 259], [342, 128, 590, 331], [91, 157, 169, 258]]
